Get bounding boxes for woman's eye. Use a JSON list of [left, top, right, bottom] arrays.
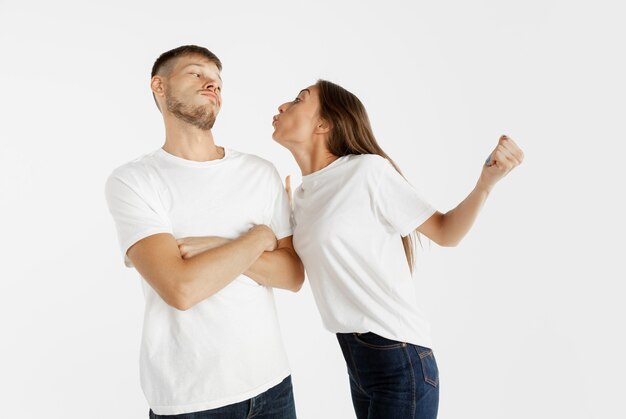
[[293, 98, 301, 103], [191, 73, 200, 77]]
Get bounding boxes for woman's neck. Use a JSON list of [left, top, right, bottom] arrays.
[[289, 141, 339, 176]]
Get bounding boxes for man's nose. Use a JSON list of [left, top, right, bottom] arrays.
[[203, 81, 218, 92]]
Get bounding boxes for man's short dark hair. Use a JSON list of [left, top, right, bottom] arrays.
[[150, 45, 222, 111], [151, 45, 222, 78]]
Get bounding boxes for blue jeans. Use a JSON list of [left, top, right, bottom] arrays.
[[337, 332, 439, 419], [148, 375, 296, 419]]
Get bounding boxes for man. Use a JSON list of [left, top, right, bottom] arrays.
[[105, 45, 304, 418]]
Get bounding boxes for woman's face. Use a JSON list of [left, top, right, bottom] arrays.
[[272, 85, 324, 146]]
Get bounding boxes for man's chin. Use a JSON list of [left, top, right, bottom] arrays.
[[175, 114, 216, 131]]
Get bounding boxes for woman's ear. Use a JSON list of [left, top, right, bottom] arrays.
[[315, 117, 332, 135]]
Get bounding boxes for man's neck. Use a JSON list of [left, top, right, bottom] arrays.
[[162, 116, 224, 162]]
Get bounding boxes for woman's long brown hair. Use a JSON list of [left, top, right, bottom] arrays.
[[315, 79, 421, 273]]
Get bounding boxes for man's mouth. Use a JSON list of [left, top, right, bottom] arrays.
[[199, 91, 218, 103]]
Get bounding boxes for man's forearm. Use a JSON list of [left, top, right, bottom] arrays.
[[244, 247, 305, 292], [177, 227, 274, 308]]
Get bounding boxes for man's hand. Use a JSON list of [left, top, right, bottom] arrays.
[[248, 224, 278, 252], [177, 225, 277, 260], [177, 236, 231, 259]]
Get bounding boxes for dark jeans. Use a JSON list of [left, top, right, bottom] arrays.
[[149, 375, 296, 419], [337, 332, 439, 419]]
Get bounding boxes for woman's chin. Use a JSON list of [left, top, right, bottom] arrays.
[[271, 131, 283, 143]]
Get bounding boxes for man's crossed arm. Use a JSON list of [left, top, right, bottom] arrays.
[[127, 225, 305, 311]]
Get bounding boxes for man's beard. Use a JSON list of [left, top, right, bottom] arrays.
[[165, 89, 217, 131]]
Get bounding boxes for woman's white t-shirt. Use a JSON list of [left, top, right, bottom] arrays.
[[292, 154, 437, 348]]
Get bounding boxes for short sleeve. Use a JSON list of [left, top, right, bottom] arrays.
[[105, 171, 172, 267], [374, 160, 436, 237], [266, 167, 294, 240]]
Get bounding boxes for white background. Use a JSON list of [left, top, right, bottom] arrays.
[[1, 1, 625, 418]]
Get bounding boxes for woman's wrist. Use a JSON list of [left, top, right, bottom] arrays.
[[475, 178, 493, 195]]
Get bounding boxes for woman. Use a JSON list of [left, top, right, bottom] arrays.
[[271, 80, 523, 419], [180, 80, 524, 418]]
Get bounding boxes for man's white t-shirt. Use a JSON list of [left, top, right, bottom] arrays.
[[292, 154, 437, 348], [105, 147, 292, 415]]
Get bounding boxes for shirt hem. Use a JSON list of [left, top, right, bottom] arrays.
[[333, 328, 433, 350], [148, 370, 291, 416], [398, 207, 437, 237]]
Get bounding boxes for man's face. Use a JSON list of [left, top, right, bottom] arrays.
[[160, 54, 223, 130]]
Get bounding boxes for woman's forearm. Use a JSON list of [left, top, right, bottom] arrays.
[[439, 183, 491, 246], [437, 135, 524, 246]]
